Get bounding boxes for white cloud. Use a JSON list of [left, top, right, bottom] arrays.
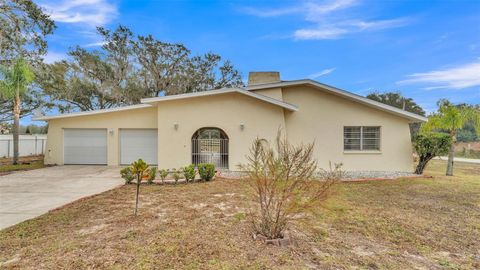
[[241, 0, 355, 18], [241, 0, 410, 40], [295, 27, 347, 40], [349, 18, 409, 31], [295, 18, 409, 40], [303, 0, 357, 22], [397, 61, 480, 90], [40, 0, 117, 26], [308, 68, 336, 78], [240, 6, 303, 17], [43, 51, 67, 64], [85, 41, 107, 47]]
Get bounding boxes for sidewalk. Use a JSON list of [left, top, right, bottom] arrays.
[[434, 156, 480, 164]]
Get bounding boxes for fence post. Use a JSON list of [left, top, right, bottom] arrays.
[[7, 139, 10, 158], [35, 136, 38, 155]]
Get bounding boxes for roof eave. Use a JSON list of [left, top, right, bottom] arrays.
[[248, 79, 427, 122], [140, 88, 299, 112], [32, 104, 153, 121], [140, 88, 237, 104], [34, 88, 298, 121]]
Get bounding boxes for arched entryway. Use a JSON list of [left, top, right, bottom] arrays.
[[192, 128, 229, 169]]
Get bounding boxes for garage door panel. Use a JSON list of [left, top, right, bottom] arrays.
[[120, 129, 157, 165], [64, 129, 107, 165]]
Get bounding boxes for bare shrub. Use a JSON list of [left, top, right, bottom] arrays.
[[239, 132, 341, 240], [318, 162, 344, 182]]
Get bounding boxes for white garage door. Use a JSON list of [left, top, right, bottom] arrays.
[[64, 129, 107, 165], [120, 129, 158, 165]]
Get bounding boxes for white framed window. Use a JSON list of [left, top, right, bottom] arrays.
[[344, 126, 380, 151]]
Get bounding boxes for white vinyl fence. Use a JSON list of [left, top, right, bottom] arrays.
[[0, 134, 47, 158]]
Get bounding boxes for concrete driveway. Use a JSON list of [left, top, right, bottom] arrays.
[[0, 166, 123, 230]]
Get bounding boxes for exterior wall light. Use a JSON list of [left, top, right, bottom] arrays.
[[240, 123, 245, 131], [174, 123, 179, 130], [108, 129, 114, 135]]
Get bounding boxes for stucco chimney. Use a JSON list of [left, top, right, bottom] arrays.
[[248, 71, 281, 85]]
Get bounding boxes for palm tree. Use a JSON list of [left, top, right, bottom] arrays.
[[422, 100, 480, 176], [0, 59, 35, 165]]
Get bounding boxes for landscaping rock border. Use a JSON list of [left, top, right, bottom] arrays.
[[218, 170, 419, 181], [341, 171, 418, 180]]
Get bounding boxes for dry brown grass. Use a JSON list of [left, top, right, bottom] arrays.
[[0, 160, 479, 269]]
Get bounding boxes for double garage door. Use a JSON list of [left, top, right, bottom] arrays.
[[63, 129, 157, 165], [119, 129, 157, 165]]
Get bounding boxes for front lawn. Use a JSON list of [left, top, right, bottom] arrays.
[[0, 160, 479, 269]]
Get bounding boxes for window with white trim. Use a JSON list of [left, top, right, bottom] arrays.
[[344, 126, 380, 151]]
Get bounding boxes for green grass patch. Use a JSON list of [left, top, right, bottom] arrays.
[[0, 161, 44, 173]]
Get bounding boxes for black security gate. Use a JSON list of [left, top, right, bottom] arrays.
[[192, 128, 229, 169]]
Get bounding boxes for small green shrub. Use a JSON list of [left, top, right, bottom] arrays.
[[159, 169, 169, 183], [131, 159, 150, 215], [147, 167, 157, 184], [120, 167, 134, 184], [172, 168, 181, 184], [198, 163, 215, 181], [183, 164, 196, 183]]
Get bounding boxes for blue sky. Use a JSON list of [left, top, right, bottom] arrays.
[[32, 0, 480, 123]]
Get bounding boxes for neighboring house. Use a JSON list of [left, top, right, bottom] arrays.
[[34, 72, 426, 172]]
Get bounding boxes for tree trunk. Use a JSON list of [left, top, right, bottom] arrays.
[[446, 143, 455, 176], [446, 131, 456, 176], [134, 179, 140, 215], [415, 160, 427, 174], [12, 90, 21, 165]]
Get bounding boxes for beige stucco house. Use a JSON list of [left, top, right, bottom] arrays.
[[34, 72, 426, 172]]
